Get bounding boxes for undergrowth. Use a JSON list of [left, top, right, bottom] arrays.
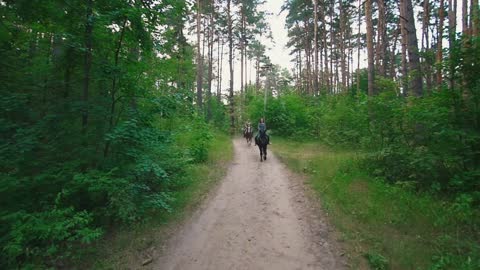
[[87, 131, 233, 269], [273, 138, 480, 270]]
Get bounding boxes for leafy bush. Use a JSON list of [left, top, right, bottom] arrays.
[[314, 95, 369, 146], [0, 2, 217, 265], [247, 93, 311, 137], [2, 208, 101, 268], [245, 84, 479, 203], [365, 252, 389, 270], [364, 90, 480, 199]]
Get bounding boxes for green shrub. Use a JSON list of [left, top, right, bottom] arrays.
[[2, 208, 101, 268], [365, 252, 389, 270]]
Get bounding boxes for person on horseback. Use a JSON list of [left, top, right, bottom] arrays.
[[243, 121, 251, 137], [255, 117, 270, 145]]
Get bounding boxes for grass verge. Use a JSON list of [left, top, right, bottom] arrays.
[[272, 138, 479, 270], [85, 131, 233, 269]]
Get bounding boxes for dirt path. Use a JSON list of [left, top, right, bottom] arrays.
[[153, 139, 345, 270]]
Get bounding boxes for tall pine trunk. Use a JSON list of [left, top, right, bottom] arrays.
[[356, 0, 361, 94], [365, 0, 375, 96], [376, 0, 387, 77], [437, 0, 445, 85], [422, 0, 433, 90], [240, 7, 244, 95], [390, 28, 400, 80], [339, 0, 347, 90], [218, 36, 224, 102], [399, 8, 409, 94], [196, 0, 203, 110], [207, 12, 214, 121], [321, 6, 329, 92], [313, 0, 319, 95], [227, 0, 235, 132], [404, 0, 423, 96], [472, 0, 479, 36], [329, 4, 334, 93], [104, 17, 127, 158], [463, 0, 469, 34], [448, 0, 457, 89], [82, 0, 94, 132]]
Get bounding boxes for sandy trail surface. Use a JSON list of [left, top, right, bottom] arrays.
[[154, 139, 344, 270]]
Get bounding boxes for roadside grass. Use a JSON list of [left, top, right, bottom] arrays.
[[85, 132, 233, 269], [272, 138, 479, 270]]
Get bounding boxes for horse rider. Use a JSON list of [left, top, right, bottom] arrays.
[[255, 117, 270, 145]]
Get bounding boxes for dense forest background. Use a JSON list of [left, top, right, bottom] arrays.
[[0, 0, 229, 268], [1, 0, 479, 269]]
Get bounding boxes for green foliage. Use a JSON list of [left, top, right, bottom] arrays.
[[0, 0, 229, 268], [174, 118, 214, 164], [246, 54, 480, 267], [246, 92, 370, 144], [314, 95, 370, 146], [364, 89, 480, 199], [208, 98, 231, 132], [273, 139, 480, 269], [2, 208, 101, 267], [247, 93, 312, 137], [89, 131, 233, 269], [365, 252, 389, 270], [246, 82, 480, 202]]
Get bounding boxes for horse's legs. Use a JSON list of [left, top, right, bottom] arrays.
[[263, 145, 267, 160]]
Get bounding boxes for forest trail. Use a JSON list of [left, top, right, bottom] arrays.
[[153, 138, 345, 270]]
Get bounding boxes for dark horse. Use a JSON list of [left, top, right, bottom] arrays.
[[255, 130, 268, 162], [244, 125, 253, 145]]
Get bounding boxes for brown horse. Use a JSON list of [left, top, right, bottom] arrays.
[[255, 130, 268, 162], [244, 125, 253, 145]]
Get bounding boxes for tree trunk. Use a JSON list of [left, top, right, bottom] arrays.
[[404, 0, 423, 96], [218, 36, 224, 102], [249, 57, 252, 86], [463, 0, 469, 34], [104, 17, 127, 158], [207, 13, 214, 121], [329, 4, 334, 93], [321, 5, 330, 92], [347, 28, 352, 89], [472, 0, 479, 36], [376, 0, 387, 77], [244, 36, 248, 92], [196, 0, 203, 110], [64, 46, 74, 98], [304, 19, 312, 95], [399, 7, 409, 94], [437, 0, 445, 85], [339, 0, 347, 90], [365, 0, 375, 96], [243, 13, 248, 93], [255, 55, 260, 90], [357, 0, 361, 94], [390, 28, 400, 80], [240, 6, 244, 95], [298, 50, 303, 92], [448, 0, 457, 89], [82, 0, 94, 132], [217, 35, 222, 101], [422, 0, 432, 91], [313, 0, 319, 95], [227, 0, 235, 132]]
